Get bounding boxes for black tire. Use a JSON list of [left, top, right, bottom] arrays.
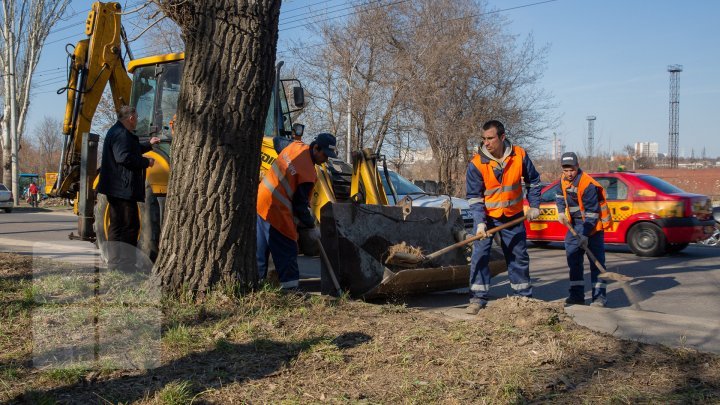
[[94, 194, 110, 263], [665, 242, 689, 254], [3, 208, 11, 213], [138, 183, 161, 262], [627, 222, 666, 257]]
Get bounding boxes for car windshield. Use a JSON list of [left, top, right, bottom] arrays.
[[0, 184, 7, 191], [380, 170, 425, 196], [638, 175, 684, 194]]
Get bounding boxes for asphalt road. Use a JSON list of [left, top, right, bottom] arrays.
[[2, 208, 720, 352]]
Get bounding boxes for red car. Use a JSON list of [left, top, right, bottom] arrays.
[[525, 171, 715, 256]]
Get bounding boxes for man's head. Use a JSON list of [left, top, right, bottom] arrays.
[[481, 120, 506, 157], [118, 106, 138, 131], [310, 133, 338, 164], [561, 152, 580, 181]]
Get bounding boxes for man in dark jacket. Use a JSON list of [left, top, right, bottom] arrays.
[[97, 106, 160, 270]]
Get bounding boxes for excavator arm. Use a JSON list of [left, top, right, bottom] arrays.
[[54, 1, 131, 198]]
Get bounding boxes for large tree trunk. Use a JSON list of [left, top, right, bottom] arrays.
[[154, 0, 281, 298]]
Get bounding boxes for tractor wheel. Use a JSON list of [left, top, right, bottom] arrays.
[[94, 193, 110, 263], [627, 222, 666, 257], [138, 183, 161, 263]]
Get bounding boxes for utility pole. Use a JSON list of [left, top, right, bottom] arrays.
[[8, 27, 18, 206], [586, 115, 596, 159], [667, 65, 682, 168]]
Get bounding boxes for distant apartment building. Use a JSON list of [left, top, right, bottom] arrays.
[[634, 142, 659, 159]]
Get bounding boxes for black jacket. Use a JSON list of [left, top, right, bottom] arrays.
[[97, 121, 152, 202]]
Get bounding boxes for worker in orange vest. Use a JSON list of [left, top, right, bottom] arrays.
[[465, 120, 542, 314], [557, 152, 613, 307], [256, 133, 337, 289]]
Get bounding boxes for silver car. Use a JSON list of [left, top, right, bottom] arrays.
[[380, 169, 474, 231], [0, 183, 13, 213]]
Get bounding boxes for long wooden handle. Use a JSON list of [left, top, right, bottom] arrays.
[[424, 215, 527, 261], [564, 223, 609, 274]]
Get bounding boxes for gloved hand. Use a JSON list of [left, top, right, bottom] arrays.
[[578, 234, 589, 247], [526, 207, 541, 221], [476, 223, 488, 239], [557, 212, 568, 225]]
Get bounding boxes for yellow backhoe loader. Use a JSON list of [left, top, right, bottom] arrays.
[[52, 1, 505, 298]]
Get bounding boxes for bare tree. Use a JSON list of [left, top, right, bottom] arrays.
[[153, 0, 280, 298], [127, 1, 183, 57], [33, 115, 62, 174], [1, 0, 69, 198], [291, 0, 556, 196]]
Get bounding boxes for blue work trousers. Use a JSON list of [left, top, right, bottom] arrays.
[[565, 225, 606, 302], [256, 215, 299, 289], [469, 215, 532, 305]]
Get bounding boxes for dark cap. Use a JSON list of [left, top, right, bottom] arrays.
[[560, 152, 579, 167], [314, 133, 338, 159]]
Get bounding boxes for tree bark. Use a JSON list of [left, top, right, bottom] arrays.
[[154, 0, 281, 298]]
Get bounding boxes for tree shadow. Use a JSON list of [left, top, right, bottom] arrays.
[[11, 331, 372, 404]]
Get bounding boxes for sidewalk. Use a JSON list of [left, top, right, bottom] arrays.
[[418, 298, 720, 355], [0, 237, 101, 268]]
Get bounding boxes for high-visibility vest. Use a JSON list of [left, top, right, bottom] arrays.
[[561, 172, 613, 233], [471, 145, 526, 218], [257, 141, 317, 240]]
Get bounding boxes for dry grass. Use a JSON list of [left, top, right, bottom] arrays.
[[1, 252, 719, 404]]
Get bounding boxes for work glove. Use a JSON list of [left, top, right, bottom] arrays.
[[526, 207, 541, 221], [557, 212, 568, 225], [475, 223, 488, 239], [578, 234, 589, 247]]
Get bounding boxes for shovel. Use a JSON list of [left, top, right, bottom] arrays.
[[385, 215, 527, 267], [562, 222, 632, 282]]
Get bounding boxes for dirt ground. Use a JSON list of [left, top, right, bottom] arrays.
[[638, 168, 720, 201], [2, 252, 719, 404]]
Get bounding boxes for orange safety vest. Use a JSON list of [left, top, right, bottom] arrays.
[[471, 145, 526, 218], [561, 172, 613, 233], [257, 141, 317, 240]]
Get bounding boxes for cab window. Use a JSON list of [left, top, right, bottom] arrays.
[[541, 183, 561, 203], [596, 177, 629, 200], [130, 66, 157, 137]]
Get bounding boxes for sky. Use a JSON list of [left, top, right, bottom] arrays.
[[25, 0, 720, 158]]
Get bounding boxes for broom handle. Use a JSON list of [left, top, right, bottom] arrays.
[[563, 222, 609, 274], [424, 215, 527, 261]]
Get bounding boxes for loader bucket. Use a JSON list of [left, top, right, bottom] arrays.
[[319, 202, 506, 298]]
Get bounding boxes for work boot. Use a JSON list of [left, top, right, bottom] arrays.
[[465, 302, 486, 315], [564, 297, 586, 306], [590, 298, 607, 308]]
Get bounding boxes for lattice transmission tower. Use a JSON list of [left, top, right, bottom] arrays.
[[668, 65, 683, 168], [586, 116, 596, 158]]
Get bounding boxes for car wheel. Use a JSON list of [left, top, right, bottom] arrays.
[[627, 222, 666, 257], [665, 243, 689, 254], [3, 208, 11, 213]]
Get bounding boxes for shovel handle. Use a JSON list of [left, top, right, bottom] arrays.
[[563, 222, 608, 273], [424, 215, 527, 261]]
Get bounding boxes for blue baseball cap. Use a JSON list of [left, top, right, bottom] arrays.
[[315, 133, 338, 158]]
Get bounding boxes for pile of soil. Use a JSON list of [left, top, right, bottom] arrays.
[[39, 197, 70, 208]]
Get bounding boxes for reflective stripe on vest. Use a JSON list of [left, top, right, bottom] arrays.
[[561, 172, 613, 233], [471, 145, 527, 218], [257, 141, 317, 240]]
